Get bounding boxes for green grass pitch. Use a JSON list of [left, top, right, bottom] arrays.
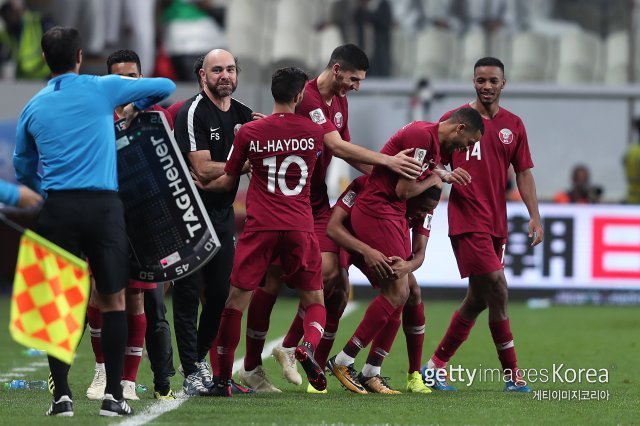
[[0, 295, 637, 425]]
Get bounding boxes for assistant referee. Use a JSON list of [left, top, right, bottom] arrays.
[[13, 26, 175, 417]]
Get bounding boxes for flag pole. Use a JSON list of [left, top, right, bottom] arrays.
[[0, 212, 26, 234]]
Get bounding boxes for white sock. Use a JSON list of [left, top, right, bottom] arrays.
[[426, 358, 437, 370], [335, 351, 355, 366], [361, 363, 381, 378]]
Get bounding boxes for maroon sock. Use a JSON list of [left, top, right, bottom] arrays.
[[489, 318, 518, 373], [344, 295, 395, 358], [122, 313, 146, 382], [302, 303, 326, 351], [402, 303, 425, 373], [216, 308, 243, 381], [433, 311, 475, 365], [87, 303, 104, 363], [282, 304, 305, 348], [366, 306, 402, 367], [244, 289, 278, 371], [314, 309, 341, 369]]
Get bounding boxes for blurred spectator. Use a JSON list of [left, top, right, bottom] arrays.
[[623, 117, 640, 204], [353, 0, 392, 76], [159, 0, 227, 81], [392, 0, 463, 34], [50, 0, 106, 57], [459, 0, 521, 36], [552, 0, 628, 37], [0, 0, 51, 79], [553, 164, 603, 204]]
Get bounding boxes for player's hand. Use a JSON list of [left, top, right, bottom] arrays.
[[363, 247, 394, 280], [442, 167, 472, 185], [123, 103, 140, 128], [17, 185, 42, 208], [190, 170, 205, 189], [529, 219, 544, 246], [388, 256, 411, 279], [388, 148, 422, 180], [241, 160, 252, 175], [251, 112, 267, 120]]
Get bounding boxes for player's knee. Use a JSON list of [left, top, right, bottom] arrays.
[[322, 267, 339, 286], [407, 276, 422, 305]]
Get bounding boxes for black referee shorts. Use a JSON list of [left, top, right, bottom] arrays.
[[37, 190, 130, 295]]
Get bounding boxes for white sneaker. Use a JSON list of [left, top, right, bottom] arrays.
[[272, 345, 302, 385], [86, 363, 106, 400], [238, 366, 281, 393], [121, 380, 140, 400]]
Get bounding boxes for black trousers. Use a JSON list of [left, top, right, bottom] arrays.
[[172, 207, 235, 377], [144, 283, 175, 391]]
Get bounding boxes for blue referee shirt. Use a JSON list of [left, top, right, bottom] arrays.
[[13, 73, 175, 193], [0, 179, 19, 206]]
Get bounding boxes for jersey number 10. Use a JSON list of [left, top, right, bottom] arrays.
[[263, 155, 309, 196]]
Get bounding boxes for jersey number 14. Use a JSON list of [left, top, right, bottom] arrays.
[[465, 141, 481, 161], [263, 155, 308, 196]]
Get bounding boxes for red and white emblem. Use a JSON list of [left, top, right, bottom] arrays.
[[498, 128, 514, 144], [334, 112, 343, 129]]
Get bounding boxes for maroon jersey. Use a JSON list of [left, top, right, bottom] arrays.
[[296, 78, 351, 215], [337, 175, 432, 236], [167, 99, 186, 125], [355, 121, 440, 220], [225, 112, 327, 232], [441, 105, 534, 238]]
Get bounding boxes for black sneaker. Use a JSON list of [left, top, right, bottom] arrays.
[[295, 343, 327, 391], [45, 395, 73, 416], [230, 379, 254, 395], [99, 393, 134, 417], [207, 380, 232, 397]]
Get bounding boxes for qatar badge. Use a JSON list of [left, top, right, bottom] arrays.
[[334, 112, 343, 129], [498, 128, 514, 144]]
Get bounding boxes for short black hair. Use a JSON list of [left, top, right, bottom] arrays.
[[450, 107, 485, 135], [41, 26, 82, 74], [326, 44, 369, 72], [106, 49, 141, 74], [271, 67, 308, 103], [474, 56, 505, 74], [193, 55, 205, 82]]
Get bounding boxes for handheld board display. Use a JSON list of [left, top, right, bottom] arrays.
[[115, 112, 219, 282]]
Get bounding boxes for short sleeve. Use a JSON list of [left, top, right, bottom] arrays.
[[511, 119, 534, 172], [174, 101, 210, 153]]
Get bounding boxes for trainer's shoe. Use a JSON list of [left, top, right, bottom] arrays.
[[359, 374, 401, 394], [195, 359, 215, 388], [238, 366, 281, 393], [99, 394, 133, 417], [295, 343, 327, 391], [326, 356, 367, 394], [406, 371, 432, 394], [47, 372, 54, 395], [306, 383, 328, 394], [121, 380, 140, 400], [183, 372, 211, 396], [272, 345, 302, 385], [421, 366, 457, 391], [86, 363, 107, 400], [208, 380, 232, 397], [45, 395, 73, 417], [154, 389, 176, 400]]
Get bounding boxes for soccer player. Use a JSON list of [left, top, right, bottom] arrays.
[[172, 48, 257, 396], [327, 107, 484, 394], [193, 66, 331, 396], [251, 45, 422, 392], [421, 57, 544, 393], [84, 49, 176, 402], [326, 175, 443, 394], [13, 26, 175, 416]]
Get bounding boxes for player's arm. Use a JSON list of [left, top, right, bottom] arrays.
[[396, 172, 442, 200], [389, 233, 428, 279], [188, 150, 227, 183], [515, 168, 544, 246], [192, 171, 239, 192], [323, 131, 422, 179], [433, 163, 472, 185], [326, 206, 395, 278]]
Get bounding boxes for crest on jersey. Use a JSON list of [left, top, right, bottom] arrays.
[[414, 148, 427, 164], [234, 123, 242, 135], [342, 190, 357, 208], [334, 112, 343, 129], [310, 108, 327, 124], [498, 128, 514, 145]]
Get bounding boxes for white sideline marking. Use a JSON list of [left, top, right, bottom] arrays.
[[115, 302, 360, 426], [0, 356, 49, 383]]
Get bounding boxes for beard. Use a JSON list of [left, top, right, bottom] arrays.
[[206, 77, 237, 98]]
